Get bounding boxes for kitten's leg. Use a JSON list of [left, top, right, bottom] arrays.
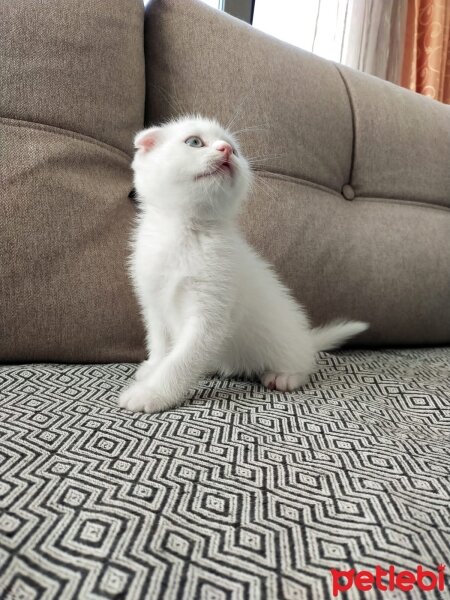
[[135, 318, 169, 381], [119, 315, 224, 413], [261, 372, 309, 392], [259, 349, 315, 392]]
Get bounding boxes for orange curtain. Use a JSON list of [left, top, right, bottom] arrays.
[[401, 0, 450, 103]]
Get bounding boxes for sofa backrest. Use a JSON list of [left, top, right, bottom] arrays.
[[145, 0, 450, 346], [1, 0, 146, 362], [2, 0, 449, 363]]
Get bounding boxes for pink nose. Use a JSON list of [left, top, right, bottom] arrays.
[[216, 142, 232, 159]]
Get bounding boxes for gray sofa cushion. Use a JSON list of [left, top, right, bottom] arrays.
[[1, 349, 449, 598], [0, 0, 146, 363]]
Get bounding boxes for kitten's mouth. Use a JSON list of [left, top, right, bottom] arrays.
[[221, 161, 232, 174], [196, 160, 233, 180]]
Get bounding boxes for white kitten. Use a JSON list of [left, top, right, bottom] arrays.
[[119, 116, 368, 413]]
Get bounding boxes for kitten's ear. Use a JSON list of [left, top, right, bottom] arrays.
[[134, 127, 161, 153]]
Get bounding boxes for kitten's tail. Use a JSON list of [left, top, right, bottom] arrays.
[[311, 320, 369, 352]]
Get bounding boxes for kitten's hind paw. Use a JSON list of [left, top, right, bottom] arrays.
[[261, 372, 307, 392]]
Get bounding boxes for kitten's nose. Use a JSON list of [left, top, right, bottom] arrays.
[[215, 142, 232, 160]]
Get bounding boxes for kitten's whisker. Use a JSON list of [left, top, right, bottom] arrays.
[[148, 83, 184, 119], [225, 91, 254, 131], [232, 124, 270, 136], [246, 153, 286, 166], [246, 151, 286, 160], [152, 66, 188, 118], [167, 66, 189, 116], [191, 86, 200, 114], [250, 176, 280, 205]]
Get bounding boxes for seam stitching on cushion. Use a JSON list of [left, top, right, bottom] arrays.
[[253, 169, 346, 198], [330, 68, 450, 212], [1, 117, 131, 161], [334, 65, 356, 186], [256, 170, 450, 212], [356, 196, 450, 213]]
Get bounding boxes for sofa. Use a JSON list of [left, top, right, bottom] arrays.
[[1, 0, 449, 598]]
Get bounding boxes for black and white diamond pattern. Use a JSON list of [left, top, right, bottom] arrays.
[[0, 349, 449, 599]]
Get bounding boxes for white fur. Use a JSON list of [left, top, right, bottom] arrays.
[[119, 116, 368, 413]]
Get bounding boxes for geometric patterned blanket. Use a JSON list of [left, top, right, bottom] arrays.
[[1, 349, 449, 599]]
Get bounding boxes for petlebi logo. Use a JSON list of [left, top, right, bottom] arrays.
[[330, 564, 446, 596]]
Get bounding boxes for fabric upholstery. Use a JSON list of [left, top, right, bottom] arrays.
[[144, 0, 450, 346], [240, 183, 450, 346], [338, 66, 450, 206], [1, 0, 143, 153], [1, 349, 449, 598], [0, 0, 146, 362]]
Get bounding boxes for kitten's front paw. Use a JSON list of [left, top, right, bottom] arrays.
[[118, 382, 172, 414]]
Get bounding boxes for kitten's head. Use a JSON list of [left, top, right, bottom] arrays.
[[132, 116, 252, 219]]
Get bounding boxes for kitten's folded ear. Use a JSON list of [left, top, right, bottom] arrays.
[[134, 127, 161, 152]]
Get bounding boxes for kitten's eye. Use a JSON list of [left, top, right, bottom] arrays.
[[185, 136, 204, 148]]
